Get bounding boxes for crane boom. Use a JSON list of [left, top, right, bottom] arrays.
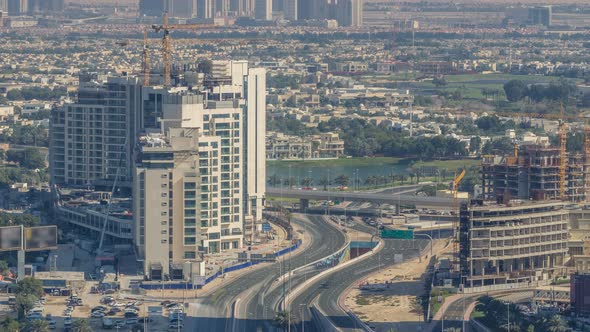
[[151, 12, 218, 86]]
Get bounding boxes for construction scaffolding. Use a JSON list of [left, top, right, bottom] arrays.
[[459, 200, 568, 291], [481, 144, 589, 203]]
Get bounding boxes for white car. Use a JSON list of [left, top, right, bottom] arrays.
[[64, 317, 72, 326]]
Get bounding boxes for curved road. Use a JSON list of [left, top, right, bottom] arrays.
[[288, 219, 450, 332], [185, 214, 346, 331], [289, 237, 429, 332], [240, 215, 348, 331]]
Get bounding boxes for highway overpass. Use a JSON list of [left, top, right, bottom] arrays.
[[265, 187, 461, 210]]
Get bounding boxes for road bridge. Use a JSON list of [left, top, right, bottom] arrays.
[[266, 188, 461, 212]]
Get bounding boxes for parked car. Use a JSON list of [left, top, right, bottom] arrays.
[[92, 306, 107, 312], [91, 311, 105, 318], [168, 322, 184, 329], [124, 311, 138, 318], [126, 318, 138, 325]]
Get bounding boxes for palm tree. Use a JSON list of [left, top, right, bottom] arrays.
[[23, 319, 48, 332], [274, 310, 290, 328], [318, 176, 330, 191], [70, 319, 92, 332], [334, 175, 350, 187], [301, 177, 313, 187], [545, 315, 567, 332], [268, 174, 280, 186], [1, 318, 19, 332]]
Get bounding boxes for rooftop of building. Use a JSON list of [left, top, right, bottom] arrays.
[[58, 189, 132, 220], [34, 271, 85, 282]]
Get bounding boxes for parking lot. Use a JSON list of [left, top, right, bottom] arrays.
[[36, 279, 185, 331]]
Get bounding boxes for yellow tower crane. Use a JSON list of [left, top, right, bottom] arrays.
[[151, 12, 217, 86]]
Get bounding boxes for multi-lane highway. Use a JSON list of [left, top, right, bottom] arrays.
[[185, 214, 346, 331], [237, 214, 348, 331], [289, 231, 429, 331]]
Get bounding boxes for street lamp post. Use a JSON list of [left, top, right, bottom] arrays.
[[507, 301, 510, 332], [299, 304, 306, 332], [414, 233, 433, 257]]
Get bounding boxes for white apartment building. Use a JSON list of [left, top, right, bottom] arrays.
[[52, 63, 266, 279], [134, 121, 244, 278]]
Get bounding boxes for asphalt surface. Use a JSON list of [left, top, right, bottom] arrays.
[[266, 188, 459, 208], [239, 214, 347, 332], [432, 290, 535, 332], [184, 214, 346, 332], [289, 219, 430, 332]]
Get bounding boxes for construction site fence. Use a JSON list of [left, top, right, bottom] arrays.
[[139, 240, 302, 290], [463, 279, 550, 294]]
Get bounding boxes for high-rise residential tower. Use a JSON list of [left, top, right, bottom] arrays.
[[283, 0, 297, 20], [254, 0, 271, 20]]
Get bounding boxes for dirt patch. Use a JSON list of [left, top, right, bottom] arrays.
[[344, 240, 451, 331]]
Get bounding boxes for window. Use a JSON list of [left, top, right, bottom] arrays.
[[161, 221, 167, 225], [184, 251, 196, 259]]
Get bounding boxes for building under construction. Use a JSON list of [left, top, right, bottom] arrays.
[[459, 200, 568, 291], [481, 144, 587, 203]]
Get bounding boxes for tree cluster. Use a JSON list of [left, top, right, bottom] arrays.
[[0, 125, 49, 147], [317, 118, 466, 159], [0, 166, 46, 188], [0, 212, 39, 227], [6, 87, 66, 101], [475, 295, 568, 332], [503, 79, 577, 103], [6, 148, 46, 169]]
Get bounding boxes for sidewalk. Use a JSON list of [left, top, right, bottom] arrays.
[[140, 214, 312, 299]]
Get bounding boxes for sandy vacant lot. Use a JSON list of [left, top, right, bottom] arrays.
[[344, 239, 451, 332]]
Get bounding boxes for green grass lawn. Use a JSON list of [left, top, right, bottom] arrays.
[[470, 309, 485, 319], [430, 288, 454, 317], [409, 73, 577, 101]]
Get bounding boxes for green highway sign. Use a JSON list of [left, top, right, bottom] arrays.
[[381, 229, 414, 239]]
